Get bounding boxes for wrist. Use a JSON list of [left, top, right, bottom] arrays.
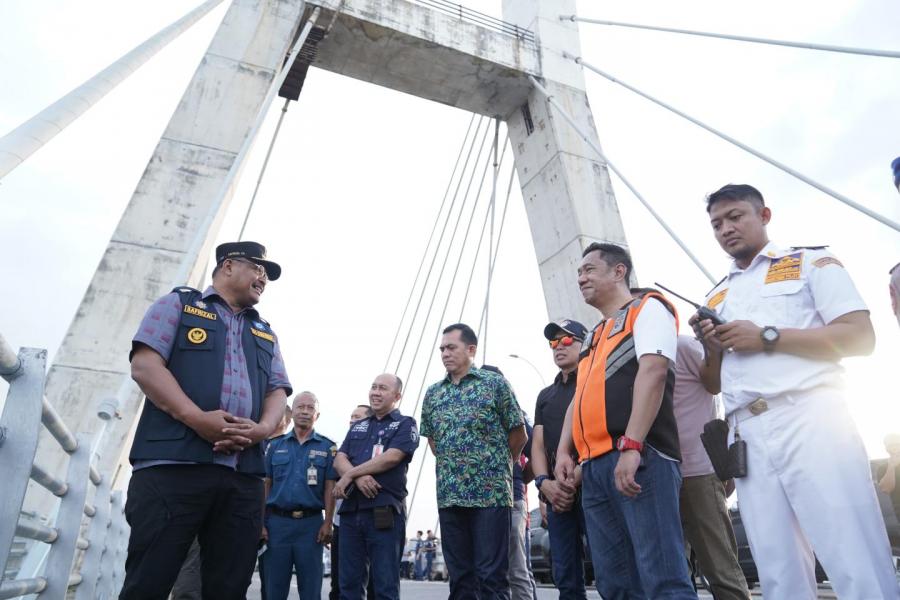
[[616, 435, 644, 453], [534, 474, 550, 491], [176, 404, 203, 427]]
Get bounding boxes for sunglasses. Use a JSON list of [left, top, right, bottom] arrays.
[[549, 335, 581, 349]]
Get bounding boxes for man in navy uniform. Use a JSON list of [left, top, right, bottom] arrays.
[[122, 241, 292, 600], [333, 373, 419, 600], [263, 391, 337, 600]]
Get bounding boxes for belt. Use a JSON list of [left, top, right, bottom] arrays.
[[268, 507, 322, 519], [728, 395, 791, 425]]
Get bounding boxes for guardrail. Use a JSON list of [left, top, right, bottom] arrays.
[[0, 333, 129, 599], [410, 0, 536, 46]]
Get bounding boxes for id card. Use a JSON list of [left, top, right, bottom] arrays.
[[307, 465, 318, 486], [371, 444, 384, 459]]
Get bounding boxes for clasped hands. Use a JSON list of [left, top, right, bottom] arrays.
[[187, 409, 269, 454], [333, 474, 381, 500]]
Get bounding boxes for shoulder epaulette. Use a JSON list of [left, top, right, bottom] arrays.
[[171, 286, 201, 295], [790, 245, 828, 250]]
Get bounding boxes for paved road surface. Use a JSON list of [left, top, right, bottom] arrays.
[[246, 575, 838, 598]]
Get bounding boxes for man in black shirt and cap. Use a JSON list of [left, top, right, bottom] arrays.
[[531, 319, 590, 600]]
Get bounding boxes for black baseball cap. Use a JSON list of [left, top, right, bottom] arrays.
[[543, 319, 588, 341], [215, 241, 282, 281]]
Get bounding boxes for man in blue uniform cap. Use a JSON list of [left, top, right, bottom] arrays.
[[263, 391, 337, 600], [333, 373, 420, 600], [122, 241, 292, 600]]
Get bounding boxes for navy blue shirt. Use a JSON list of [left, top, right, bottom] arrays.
[[265, 430, 337, 511], [338, 409, 419, 515]]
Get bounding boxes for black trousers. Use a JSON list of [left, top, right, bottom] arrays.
[[120, 464, 264, 600], [330, 524, 375, 600]]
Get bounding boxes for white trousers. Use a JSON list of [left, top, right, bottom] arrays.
[[732, 387, 898, 600]]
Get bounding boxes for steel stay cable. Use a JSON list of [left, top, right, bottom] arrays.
[[476, 162, 517, 342], [562, 15, 900, 60], [397, 123, 494, 399], [392, 117, 487, 376], [528, 75, 718, 284], [383, 113, 478, 371], [457, 135, 511, 318], [405, 129, 508, 420], [484, 118, 500, 364], [238, 98, 291, 240], [407, 132, 510, 520], [566, 56, 900, 234]]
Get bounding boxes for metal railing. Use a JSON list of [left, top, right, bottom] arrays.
[[409, 0, 536, 46], [0, 333, 129, 599]]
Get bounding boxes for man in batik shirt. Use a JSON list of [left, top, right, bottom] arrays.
[[420, 323, 527, 600]]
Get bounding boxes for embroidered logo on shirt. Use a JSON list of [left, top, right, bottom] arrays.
[[187, 328, 207, 344], [194, 300, 208, 309], [351, 421, 370, 433], [251, 328, 275, 342], [184, 305, 217, 320], [764, 253, 803, 284], [388, 421, 400, 430], [607, 311, 627, 338], [706, 288, 728, 309]]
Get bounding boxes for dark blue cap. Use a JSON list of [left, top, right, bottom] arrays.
[[543, 319, 588, 341], [215, 241, 281, 280], [892, 157, 900, 190]]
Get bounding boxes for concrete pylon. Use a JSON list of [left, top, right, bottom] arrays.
[[503, 0, 629, 327], [27, 0, 308, 513]]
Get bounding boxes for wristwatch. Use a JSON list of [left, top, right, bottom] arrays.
[[761, 325, 780, 352], [534, 475, 549, 491], [616, 436, 644, 453]]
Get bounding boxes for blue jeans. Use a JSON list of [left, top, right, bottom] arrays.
[[439, 506, 511, 600], [338, 509, 405, 600], [263, 513, 325, 600], [546, 501, 588, 600], [581, 450, 696, 599]]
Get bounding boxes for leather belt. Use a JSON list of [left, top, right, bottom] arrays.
[[268, 507, 322, 519]]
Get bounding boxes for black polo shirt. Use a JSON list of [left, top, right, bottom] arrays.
[[534, 369, 577, 474]]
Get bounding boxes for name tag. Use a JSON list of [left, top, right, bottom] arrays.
[[307, 465, 318, 486], [184, 305, 217, 320], [251, 328, 275, 342]]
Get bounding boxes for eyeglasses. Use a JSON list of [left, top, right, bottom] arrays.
[[229, 258, 268, 279], [549, 335, 580, 349]]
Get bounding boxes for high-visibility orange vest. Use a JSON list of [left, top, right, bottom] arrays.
[[572, 292, 682, 462]]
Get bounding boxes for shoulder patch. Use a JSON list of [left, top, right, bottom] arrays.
[[251, 328, 275, 342], [813, 256, 844, 269], [706, 288, 728, 309]]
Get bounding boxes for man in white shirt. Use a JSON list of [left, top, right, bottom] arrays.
[[692, 183, 898, 599]]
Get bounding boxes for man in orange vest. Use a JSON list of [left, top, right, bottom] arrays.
[[555, 242, 696, 599]]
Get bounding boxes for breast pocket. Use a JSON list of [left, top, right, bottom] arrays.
[[255, 337, 274, 377], [271, 452, 290, 480], [177, 314, 216, 351], [759, 280, 805, 327]]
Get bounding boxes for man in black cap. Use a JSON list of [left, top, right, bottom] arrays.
[[121, 241, 292, 600], [531, 319, 591, 600]]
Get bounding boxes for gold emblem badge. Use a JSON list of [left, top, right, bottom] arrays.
[[187, 328, 208, 344]]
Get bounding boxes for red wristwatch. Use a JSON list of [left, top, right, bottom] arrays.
[[616, 436, 644, 453]]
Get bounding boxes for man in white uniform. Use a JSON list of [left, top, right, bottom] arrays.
[[692, 183, 898, 599]]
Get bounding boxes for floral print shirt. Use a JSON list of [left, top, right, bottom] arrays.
[[420, 367, 524, 508]]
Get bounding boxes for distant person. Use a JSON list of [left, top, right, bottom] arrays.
[[532, 319, 589, 600], [333, 374, 419, 600], [421, 323, 527, 600], [890, 263, 900, 327], [671, 334, 749, 600], [413, 530, 425, 580], [692, 184, 898, 598], [422, 530, 437, 581], [262, 392, 336, 600], [330, 405, 376, 600], [879, 434, 900, 521], [892, 156, 900, 192], [122, 241, 291, 600], [555, 244, 697, 599]]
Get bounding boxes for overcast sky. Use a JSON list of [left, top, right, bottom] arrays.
[[2, 0, 899, 532]]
